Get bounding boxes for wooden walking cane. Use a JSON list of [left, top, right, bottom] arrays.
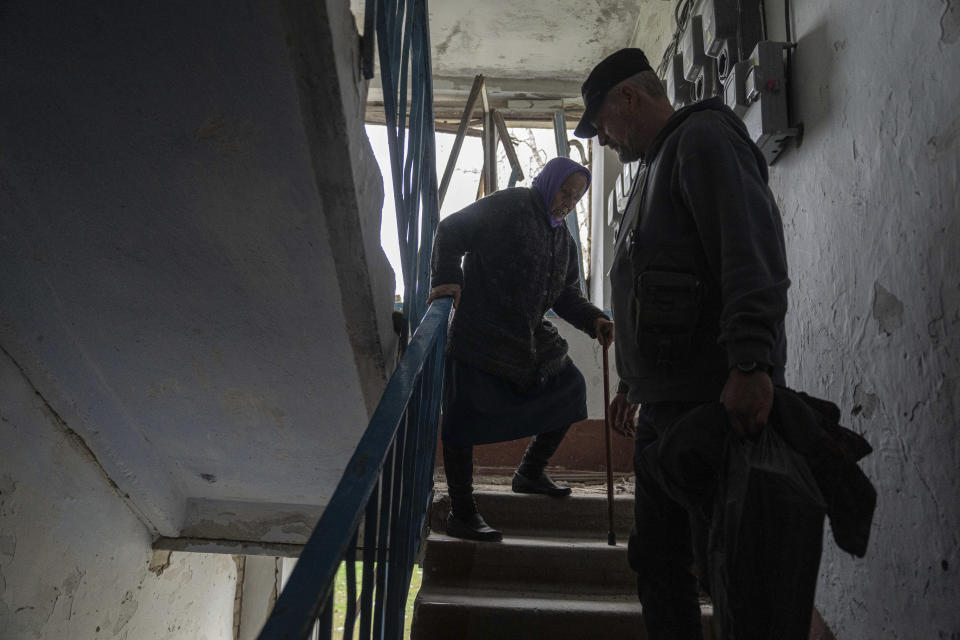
[[602, 343, 616, 546]]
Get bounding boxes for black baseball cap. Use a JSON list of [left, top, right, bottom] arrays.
[[574, 48, 653, 138]]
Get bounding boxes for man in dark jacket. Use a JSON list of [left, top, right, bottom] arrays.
[[429, 158, 614, 542], [575, 49, 794, 638]]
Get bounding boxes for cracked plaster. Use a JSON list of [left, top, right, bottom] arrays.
[[942, 0, 960, 43], [766, 0, 960, 637], [0, 347, 238, 639]]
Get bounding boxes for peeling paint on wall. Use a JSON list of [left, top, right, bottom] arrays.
[[852, 384, 878, 419], [149, 550, 173, 576], [0, 474, 16, 513], [942, 0, 960, 44], [873, 282, 904, 335], [185, 514, 314, 542]]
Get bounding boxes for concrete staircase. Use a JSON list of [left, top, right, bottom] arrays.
[[411, 489, 715, 640]]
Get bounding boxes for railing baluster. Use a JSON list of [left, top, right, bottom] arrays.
[[384, 415, 410, 638], [318, 591, 333, 640], [409, 382, 426, 559], [393, 415, 417, 637], [343, 529, 358, 639], [359, 481, 378, 639], [372, 440, 396, 640]]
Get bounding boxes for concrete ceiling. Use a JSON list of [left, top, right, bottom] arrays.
[[1, 0, 394, 543], [354, 0, 676, 128], [427, 0, 642, 81]]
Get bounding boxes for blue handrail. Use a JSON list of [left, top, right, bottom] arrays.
[[259, 0, 442, 635], [258, 297, 452, 639], [377, 0, 439, 332]]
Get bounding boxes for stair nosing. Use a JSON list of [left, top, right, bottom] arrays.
[[425, 532, 632, 547]]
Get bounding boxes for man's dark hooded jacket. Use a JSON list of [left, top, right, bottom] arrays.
[[431, 187, 605, 389], [610, 97, 790, 403]]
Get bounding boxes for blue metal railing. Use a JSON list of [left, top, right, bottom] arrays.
[[258, 297, 452, 639], [259, 0, 441, 635], [377, 0, 439, 331]]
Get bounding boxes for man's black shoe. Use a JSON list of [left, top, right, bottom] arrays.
[[511, 470, 572, 497], [444, 512, 503, 542]]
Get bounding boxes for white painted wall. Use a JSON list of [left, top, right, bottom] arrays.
[[762, 0, 960, 637], [551, 317, 620, 419], [237, 556, 283, 640], [0, 348, 237, 640]]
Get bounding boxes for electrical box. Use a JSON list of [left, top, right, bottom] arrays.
[[700, 0, 738, 57], [692, 58, 720, 102], [682, 14, 708, 82], [716, 38, 737, 80], [722, 60, 751, 117], [740, 41, 798, 164], [664, 53, 693, 108], [700, 0, 765, 60]]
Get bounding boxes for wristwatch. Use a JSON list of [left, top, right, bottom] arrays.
[[735, 361, 769, 374]]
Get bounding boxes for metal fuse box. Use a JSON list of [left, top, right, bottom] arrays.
[[693, 58, 720, 102], [722, 60, 752, 117], [664, 53, 693, 108], [682, 14, 708, 82], [700, 0, 738, 56], [740, 41, 798, 164], [701, 0, 765, 59], [716, 38, 737, 80]]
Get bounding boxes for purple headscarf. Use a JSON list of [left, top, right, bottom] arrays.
[[531, 157, 592, 227]]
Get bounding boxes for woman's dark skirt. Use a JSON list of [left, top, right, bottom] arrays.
[[440, 355, 588, 446]]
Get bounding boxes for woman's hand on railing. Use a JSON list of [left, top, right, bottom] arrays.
[[427, 283, 462, 308]]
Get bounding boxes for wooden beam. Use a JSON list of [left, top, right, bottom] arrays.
[[483, 108, 498, 195], [366, 111, 483, 137], [476, 165, 486, 201], [493, 110, 524, 183], [438, 74, 485, 208]]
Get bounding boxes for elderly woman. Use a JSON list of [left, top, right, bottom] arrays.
[[428, 157, 615, 541]]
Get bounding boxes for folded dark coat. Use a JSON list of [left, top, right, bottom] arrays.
[[661, 386, 876, 557]]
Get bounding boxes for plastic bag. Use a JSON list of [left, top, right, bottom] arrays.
[[708, 427, 827, 640]]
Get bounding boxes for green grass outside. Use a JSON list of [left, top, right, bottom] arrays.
[[331, 561, 423, 639]]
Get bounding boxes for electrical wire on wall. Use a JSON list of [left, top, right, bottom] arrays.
[[656, 0, 693, 78], [736, 0, 744, 60], [783, 0, 794, 128]]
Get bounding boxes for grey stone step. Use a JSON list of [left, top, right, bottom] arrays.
[[430, 490, 634, 539], [413, 490, 710, 640], [412, 586, 716, 640], [422, 532, 636, 591]]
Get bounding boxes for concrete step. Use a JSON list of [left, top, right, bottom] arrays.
[[422, 532, 635, 591], [429, 490, 634, 539], [412, 586, 716, 640]]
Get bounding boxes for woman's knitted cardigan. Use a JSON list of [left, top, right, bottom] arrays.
[[430, 187, 606, 388]]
